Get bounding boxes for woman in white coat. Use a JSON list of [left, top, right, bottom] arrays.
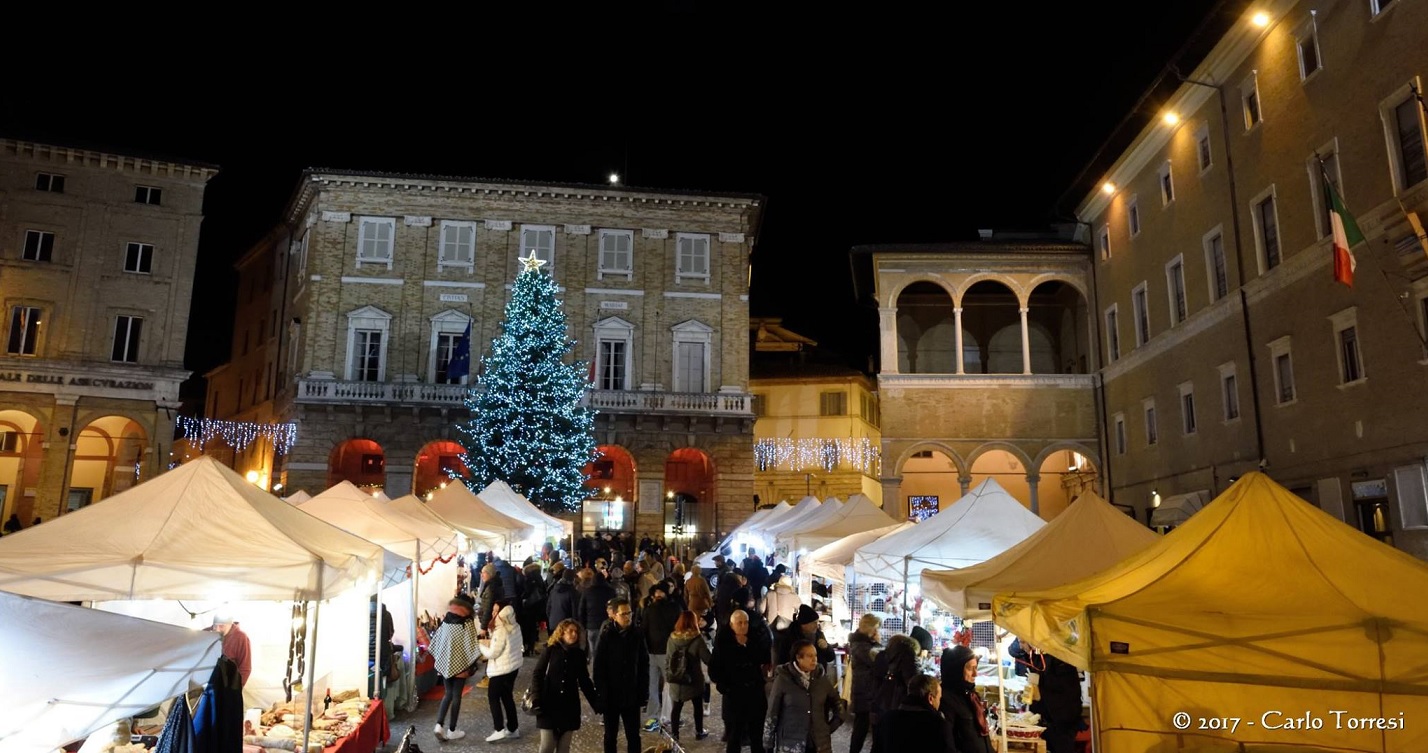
[[479, 603, 525, 742]]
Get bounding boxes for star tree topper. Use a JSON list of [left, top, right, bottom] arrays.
[[520, 252, 548, 272]]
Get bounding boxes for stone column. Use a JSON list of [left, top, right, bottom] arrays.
[[878, 306, 899, 374], [1020, 306, 1032, 375], [41, 398, 81, 521], [1026, 472, 1041, 516], [879, 476, 904, 520], [958, 475, 973, 498], [954, 307, 965, 375]]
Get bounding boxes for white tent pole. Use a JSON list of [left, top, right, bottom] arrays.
[[411, 540, 421, 705], [995, 630, 1008, 753], [373, 568, 383, 699], [301, 567, 323, 753]]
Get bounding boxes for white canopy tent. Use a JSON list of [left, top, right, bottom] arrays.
[[0, 591, 223, 753], [804, 522, 911, 582], [777, 495, 900, 554], [427, 482, 534, 552], [695, 502, 790, 569], [750, 495, 818, 537], [282, 489, 312, 505], [921, 490, 1159, 622], [766, 496, 843, 540], [1149, 488, 1210, 527], [475, 480, 575, 539]]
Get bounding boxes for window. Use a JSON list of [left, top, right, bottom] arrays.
[[1204, 229, 1229, 302], [134, 185, 162, 205], [361, 454, 385, 475], [1132, 283, 1150, 346], [1372, 0, 1396, 16], [35, 173, 64, 193], [751, 394, 766, 418], [1242, 74, 1262, 130], [1144, 399, 1158, 446], [438, 221, 476, 270], [429, 310, 471, 384], [124, 242, 153, 274], [1113, 413, 1127, 455], [1179, 382, 1197, 435], [434, 331, 461, 383], [676, 233, 711, 282], [1297, 22, 1321, 80], [0, 432, 18, 453], [520, 225, 556, 271], [357, 217, 395, 268], [1166, 255, 1187, 325], [1196, 125, 1213, 173], [1384, 92, 1428, 191], [860, 392, 877, 424], [1127, 196, 1141, 237], [112, 315, 142, 363], [1330, 307, 1364, 385], [7, 306, 41, 356], [1219, 362, 1241, 421], [1268, 336, 1296, 405], [1097, 225, 1111, 260], [1105, 305, 1121, 363], [345, 306, 392, 381], [23, 230, 54, 262], [1310, 147, 1343, 239], [1158, 162, 1175, 206], [598, 229, 634, 279], [671, 319, 713, 393], [295, 231, 310, 278], [592, 317, 635, 391], [1252, 190, 1281, 272], [819, 391, 848, 416]]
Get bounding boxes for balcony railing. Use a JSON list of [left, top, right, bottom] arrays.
[[294, 378, 753, 416]]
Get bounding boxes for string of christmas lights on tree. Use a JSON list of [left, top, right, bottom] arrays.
[[754, 437, 881, 474], [178, 416, 298, 455]]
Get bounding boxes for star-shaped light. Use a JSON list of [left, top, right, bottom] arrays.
[[520, 252, 548, 272]]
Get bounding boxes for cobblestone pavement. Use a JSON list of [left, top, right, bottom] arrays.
[[392, 647, 856, 752]]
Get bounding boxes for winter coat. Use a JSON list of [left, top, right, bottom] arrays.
[[192, 657, 243, 753], [941, 682, 995, 753], [1030, 651, 1084, 725], [546, 578, 579, 628], [880, 695, 956, 753], [477, 576, 505, 628], [846, 631, 883, 713], [763, 662, 844, 753], [429, 612, 482, 678], [774, 623, 836, 666], [578, 573, 618, 632], [685, 573, 714, 619], [493, 558, 521, 600], [522, 563, 546, 613], [531, 640, 596, 732], [708, 624, 770, 700], [871, 634, 921, 721], [763, 583, 802, 630], [664, 632, 713, 702], [479, 604, 524, 677], [592, 622, 649, 710], [639, 597, 682, 655]]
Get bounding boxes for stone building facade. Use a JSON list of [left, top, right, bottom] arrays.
[[207, 170, 763, 541], [0, 138, 216, 522]]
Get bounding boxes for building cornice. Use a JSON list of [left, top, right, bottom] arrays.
[[1, 137, 220, 182]]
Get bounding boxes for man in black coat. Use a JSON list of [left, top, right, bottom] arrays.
[[880, 674, 955, 753], [713, 568, 746, 629], [579, 569, 618, 661], [592, 597, 648, 753], [773, 604, 835, 666], [638, 581, 682, 722], [709, 609, 769, 753], [546, 564, 579, 629], [740, 551, 769, 611], [1014, 641, 1084, 753]]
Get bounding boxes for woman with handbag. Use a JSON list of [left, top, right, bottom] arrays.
[[664, 610, 713, 741], [764, 640, 845, 753], [428, 594, 481, 741], [529, 619, 598, 753], [478, 603, 525, 742]]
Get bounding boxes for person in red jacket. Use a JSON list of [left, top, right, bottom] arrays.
[[211, 612, 252, 687]]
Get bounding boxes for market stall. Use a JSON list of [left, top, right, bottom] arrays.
[[776, 494, 899, 556], [996, 472, 1428, 753], [694, 501, 790, 568], [426, 483, 533, 557], [802, 522, 911, 641], [283, 490, 313, 505], [746, 495, 821, 554], [474, 479, 574, 542]]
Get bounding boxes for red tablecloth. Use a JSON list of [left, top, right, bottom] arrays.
[[324, 699, 389, 753]]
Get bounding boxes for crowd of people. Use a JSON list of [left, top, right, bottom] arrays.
[[423, 537, 1078, 753]]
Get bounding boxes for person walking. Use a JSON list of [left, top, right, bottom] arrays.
[[521, 557, 546, 654], [546, 564, 578, 632], [879, 674, 955, 752], [940, 645, 994, 753], [579, 568, 618, 662], [664, 610, 713, 741], [639, 581, 681, 725], [685, 569, 715, 633], [709, 609, 769, 753], [774, 605, 835, 667], [478, 603, 524, 742], [846, 614, 883, 753], [870, 633, 920, 729], [529, 619, 598, 753], [591, 597, 648, 753], [428, 595, 481, 741], [764, 639, 845, 753]]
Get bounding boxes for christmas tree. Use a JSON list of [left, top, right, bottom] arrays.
[[455, 254, 597, 513]]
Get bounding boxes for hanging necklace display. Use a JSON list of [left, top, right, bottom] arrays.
[[283, 599, 311, 702]]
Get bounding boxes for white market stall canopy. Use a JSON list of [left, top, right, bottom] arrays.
[[767, 496, 843, 540], [427, 482, 534, 543], [476, 479, 574, 538], [804, 522, 911, 582], [779, 495, 900, 553], [0, 591, 222, 753], [695, 502, 791, 568], [282, 489, 312, 505], [1149, 489, 1210, 527], [299, 480, 459, 568], [386, 494, 505, 553], [751, 495, 821, 538], [852, 478, 1045, 586], [921, 490, 1159, 621], [0, 456, 393, 601]]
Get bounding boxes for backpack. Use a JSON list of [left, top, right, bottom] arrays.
[[666, 642, 694, 685]]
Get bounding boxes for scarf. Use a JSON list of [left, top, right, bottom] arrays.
[[791, 663, 813, 690], [443, 610, 470, 625], [960, 679, 991, 737]]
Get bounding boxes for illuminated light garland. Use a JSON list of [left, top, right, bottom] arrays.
[[178, 416, 299, 455], [754, 437, 882, 475]]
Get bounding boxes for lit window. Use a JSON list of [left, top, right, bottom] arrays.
[[6, 306, 41, 356]]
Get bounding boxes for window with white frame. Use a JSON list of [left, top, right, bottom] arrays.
[[1309, 145, 1343, 239], [1394, 463, 1428, 530], [112, 315, 142, 363], [1372, 0, 1397, 17], [1268, 335, 1296, 405], [429, 309, 472, 384], [134, 185, 162, 205], [1166, 255, 1187, 325], [1105, 305, 1121, 363], [1329, 307, 1364, 385], [357, 217, 395, 268], [1132, 282, 1150, 346], [1204, 228, 1229, 302], [1219, 361, 1241, 421], [671, 319, 713, 393], [1196, 124, 1213, 174], [598, 229, 634, 279], [439, 221, 476, 270], [1296, 20, 1322, 80], [1143, 398, 1158, 446], [23, 230, 54, 262], [676, 233, 711, 282], [1381, 86, 1428, 192], [1251, 188, 1281, 272], [819, 391, 848, 416], [287, 320, 301, 376], [1113, 413, 1127, 455], [1097, 225, 1111, 261], [35, 173, 64, 193], [124, 242, 153, 274], [1241, 73, 1262, 130], [295, 231, 310, 279], [520, 225, 556, 271], [1128, 196, 1141, 237], [345, 306, 392, 381], [7, 306, 41, 356], [593, 317, 635, 391], [1158, 162, 1175, 206], [1179, 382, 1197, 435]]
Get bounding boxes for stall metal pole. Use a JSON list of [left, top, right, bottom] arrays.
[[994, 629, 1008, 753], [300, 567, 324, 753], [373, 566, 384, 699], [411, 540, 421, 704]]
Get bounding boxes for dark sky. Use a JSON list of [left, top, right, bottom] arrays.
[[2, 3, 1227, 400]]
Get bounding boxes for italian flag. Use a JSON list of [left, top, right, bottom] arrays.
[[1322, 168, 1363, 287]]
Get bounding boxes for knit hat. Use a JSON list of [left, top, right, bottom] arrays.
[[793, 604, 820, 626], [910, 624, 935, 654]]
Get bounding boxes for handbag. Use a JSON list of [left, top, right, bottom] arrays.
[[520, 687, 540, 716]]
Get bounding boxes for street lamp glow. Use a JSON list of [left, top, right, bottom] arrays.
[[1101, 181, 1117, 195], [1251, 11, 1270, 27], [245, 470, 259, 484], [1162, 112, 1180, 126], [608, 172, 620, 184]]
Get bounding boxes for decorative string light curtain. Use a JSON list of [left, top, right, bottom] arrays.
[[754, 437, 880, 474], [178, 417, 299, 455]]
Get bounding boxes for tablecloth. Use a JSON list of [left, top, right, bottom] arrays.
[[324, 699, 388, 753]]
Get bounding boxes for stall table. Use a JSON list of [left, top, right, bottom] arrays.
[[325, 699, 389, 753]]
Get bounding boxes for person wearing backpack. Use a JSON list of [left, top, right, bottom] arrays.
[[870, 634, 920, 729], [664, 610, 714, 741]]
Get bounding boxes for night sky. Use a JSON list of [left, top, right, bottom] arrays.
[[2, 2, 1228, 403]]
